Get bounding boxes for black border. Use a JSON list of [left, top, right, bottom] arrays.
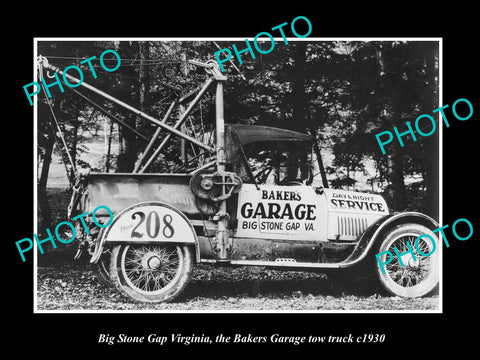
[[6, 5, 478, 354]]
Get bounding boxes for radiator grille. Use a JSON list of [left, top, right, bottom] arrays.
[[337, 216, 368, 237]]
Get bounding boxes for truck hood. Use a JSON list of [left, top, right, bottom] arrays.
[[322, 188, 389, 241], [323, 188, 389, 216]]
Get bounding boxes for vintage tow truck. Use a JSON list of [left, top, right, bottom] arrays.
[[38, 56, 440, 303]]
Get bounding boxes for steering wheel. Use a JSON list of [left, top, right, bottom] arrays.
[[280, 180, 304, 186], [254, 166, 273, 184]]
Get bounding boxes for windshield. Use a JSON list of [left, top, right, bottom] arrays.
[[241, 142, 314, 185]]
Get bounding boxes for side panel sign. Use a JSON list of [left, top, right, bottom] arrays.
[[236, 184, 322, 240], [104, 203, 196, 243], [324, 189, 388, 214]]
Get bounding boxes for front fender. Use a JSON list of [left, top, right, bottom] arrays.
[[340, 211, 439, 268], [90, 201, 200, 263]]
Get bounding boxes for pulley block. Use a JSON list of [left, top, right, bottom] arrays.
[[190, 170, 242, 202]]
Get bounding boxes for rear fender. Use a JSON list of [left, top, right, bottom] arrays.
[[341, 211, 439, 268], [90, 201, 200, 264]]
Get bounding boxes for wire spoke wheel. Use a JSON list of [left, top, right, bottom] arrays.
[[384, 236, 433, 287], [375, 223, 439, 298], [110, 244, 193, 303], [94, 248, 114, 286], [123, 245, 181, 294]]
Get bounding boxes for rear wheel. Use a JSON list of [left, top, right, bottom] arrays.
[[109, 244, 193, 303], [94, 249, 113, 286], [375, 223, 439, 297]]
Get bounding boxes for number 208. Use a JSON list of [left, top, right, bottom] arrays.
[[130, 211, 175, 239]]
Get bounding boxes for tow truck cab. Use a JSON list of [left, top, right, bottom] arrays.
[[80, 124, 389, 265]]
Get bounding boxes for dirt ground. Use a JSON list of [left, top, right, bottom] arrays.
[[36, 188, 439, 311], [36, 260, 439, 311]]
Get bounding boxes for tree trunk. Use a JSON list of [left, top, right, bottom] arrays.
[[116, 42, 141, 172], [377, 44, 408, 211], [387, 145, 407, 210], [69, 111, 80, 180], [313, 140, 329, 188], [138, 41, 150, 113], [105, 121, 113, 172], [50, 99, 75, 186], [291, 42, 307, 132], [305, 99, 329, 188], [422, 45, 439, 219], [38, 133, 54, 230], [287, 42, 307, 181], [386, 97, 407, 211]]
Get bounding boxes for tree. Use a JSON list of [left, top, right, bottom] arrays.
[[328, 41, 439, 214], [37, 102, 56, 230], [35, 39, 439, 218], [114, 41, 142, 172]]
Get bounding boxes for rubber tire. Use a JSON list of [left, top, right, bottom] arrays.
[[109, 244, 193, 303], [374, 223, 439, 298], [94, 250, 114, 287]]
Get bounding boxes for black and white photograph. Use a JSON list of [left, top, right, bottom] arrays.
[[32, 38, 442, 312], [6, 6, 478, 354]]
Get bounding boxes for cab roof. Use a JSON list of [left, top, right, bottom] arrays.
[[226, 124, 313, 145]]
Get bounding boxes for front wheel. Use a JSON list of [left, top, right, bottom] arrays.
[[375, 223, 439, 298], [109, 244, 193, 303]]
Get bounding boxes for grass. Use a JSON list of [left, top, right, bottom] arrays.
[[37, 187, 83, 268]]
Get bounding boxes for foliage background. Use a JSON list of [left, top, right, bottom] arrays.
[[36, 39, 439, 230]]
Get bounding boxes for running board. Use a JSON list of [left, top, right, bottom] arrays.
[[199, 259, 350, 270]]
